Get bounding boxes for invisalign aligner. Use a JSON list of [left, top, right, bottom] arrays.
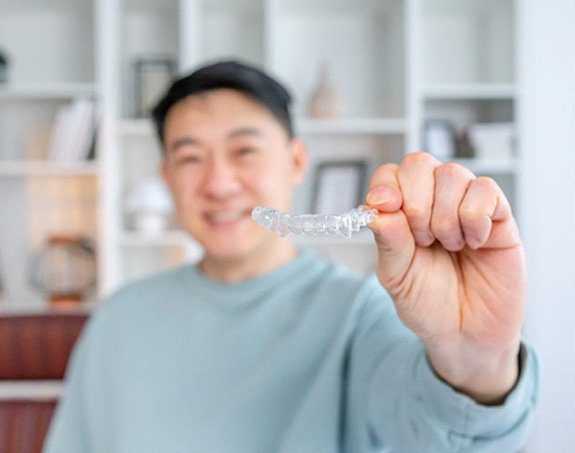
[[251, 206, 378, 239]]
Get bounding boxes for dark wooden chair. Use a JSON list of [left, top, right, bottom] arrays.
[[0, 310, 89, 453]]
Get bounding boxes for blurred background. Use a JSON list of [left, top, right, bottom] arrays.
[[0, 0, 573, 451]]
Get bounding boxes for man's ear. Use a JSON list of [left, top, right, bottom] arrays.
[[160, 158, 173, 193], [289, 137, 309, 187]]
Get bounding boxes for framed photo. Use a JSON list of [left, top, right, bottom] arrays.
[[134, 57, 176, 117], [423, 119, 457, 160], [311, 160, 368, 215]]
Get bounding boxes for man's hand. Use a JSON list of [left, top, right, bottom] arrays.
[[367, 152, 525, 404]]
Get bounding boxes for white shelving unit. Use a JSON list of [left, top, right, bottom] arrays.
[[0, 0, 101, 307], [411, 0, 519, 208], [422, 84, 516, 100], [0, 0, 521, 304]]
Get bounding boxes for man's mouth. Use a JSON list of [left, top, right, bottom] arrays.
[[204, 210, 249, 226]]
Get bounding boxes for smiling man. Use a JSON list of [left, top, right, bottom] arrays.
[[44, 61, 538, 453], [160, 87, 307, 281]]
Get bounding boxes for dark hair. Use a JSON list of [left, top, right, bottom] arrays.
[[152, 60, 294, 145]]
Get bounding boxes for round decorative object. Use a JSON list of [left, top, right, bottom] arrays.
[[28, 235, 97, 306]]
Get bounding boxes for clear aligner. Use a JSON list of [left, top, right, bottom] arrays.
[[251, 206, 378, 239]]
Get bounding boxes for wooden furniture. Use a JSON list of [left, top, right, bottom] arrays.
[[0, 310, 89, 453]]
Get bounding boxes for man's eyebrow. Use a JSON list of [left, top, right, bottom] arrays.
[[168, 127, 263, 152], [227, 127, 264, 140], [168, 137, 201, 152]]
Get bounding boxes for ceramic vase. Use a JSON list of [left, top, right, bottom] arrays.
[[307, 63, 341, 118]]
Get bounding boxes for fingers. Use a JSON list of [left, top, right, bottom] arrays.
[[397, 153, 441, 246], [366, 163, 416, 284], [367, 152, 516, 252], [366, 163, 403, 212], [432, 163, 476, 251], [365, 163, 412, 253], [459, 176, 519, 249]]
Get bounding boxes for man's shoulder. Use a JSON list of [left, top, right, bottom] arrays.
[[96, 264, 192, 316]]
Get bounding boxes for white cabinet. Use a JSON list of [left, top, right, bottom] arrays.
[[0, 0, 521, 304]]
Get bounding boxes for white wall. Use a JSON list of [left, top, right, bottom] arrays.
[[519, 1, 575, 451]]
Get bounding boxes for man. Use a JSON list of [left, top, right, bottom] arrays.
[[45, 61, 538, 452]]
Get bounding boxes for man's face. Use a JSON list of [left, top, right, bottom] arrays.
[[162, 89, 307, 263]]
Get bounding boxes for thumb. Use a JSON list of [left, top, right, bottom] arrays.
[[366, 186, 416, 289]]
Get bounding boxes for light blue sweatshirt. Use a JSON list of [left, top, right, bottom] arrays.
[[44, 250, 538, 452]]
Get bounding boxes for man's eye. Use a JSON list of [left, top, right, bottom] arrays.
[[177, 155, 202, 165], [236, 147, 257, 157]]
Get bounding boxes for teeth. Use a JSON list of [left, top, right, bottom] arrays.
[[251, 206, 377, 239], [208, 211, 244, 222]]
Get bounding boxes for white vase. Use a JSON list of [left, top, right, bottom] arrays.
[[307, 63, 340, 119]]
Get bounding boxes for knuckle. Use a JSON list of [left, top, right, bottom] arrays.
[[370, 163, 398, 185], [403, 203, 428, 222], [458, 206, 481, 223], [435, 162, 474, 180], [474, 175, 497, 189], [431, 215, 459, 238], [403, 151, 438, 167]]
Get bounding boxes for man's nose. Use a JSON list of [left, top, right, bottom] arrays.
[[201, 155, 242, 198]]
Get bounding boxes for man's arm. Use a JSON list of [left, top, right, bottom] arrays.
[[343, 278, 538, 452]]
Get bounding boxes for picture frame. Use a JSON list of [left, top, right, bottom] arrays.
[[311, 160, 368, 215], [423, 119, 457, 160], [134, 57, 176, 118], [0, 48, 9, 83]]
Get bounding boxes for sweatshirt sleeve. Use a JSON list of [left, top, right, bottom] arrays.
[[344, 277, 539, 453]]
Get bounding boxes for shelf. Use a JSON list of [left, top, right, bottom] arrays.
[[423, 84, 516, 100], [203, 0, 264, 13], [280, 0, 396, 15], [0, 161, 99, 177], [0, 303, 96, 316], [119, 118, 407, 138], [423, 0, 508, 15], [125, 0, 178, 9], [449, 157, 518, 175], [1, 0, 92, 11], [297, 118, 406, 135], [0, 83, 97, 100], [0, 381, 63, 401], [120, 230, 194, 247]]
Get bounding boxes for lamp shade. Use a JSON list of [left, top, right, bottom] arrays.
[[124, 176, 173, 214]]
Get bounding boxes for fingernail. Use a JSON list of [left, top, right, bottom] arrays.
[[467, 236, 482, 249], [367, 187, 392, 205], [415, 231, 435, 246], [443, 239, 465, 251]]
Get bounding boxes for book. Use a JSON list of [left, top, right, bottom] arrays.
[[47, 98, 96, 163], [468, 123, 515, 160]]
